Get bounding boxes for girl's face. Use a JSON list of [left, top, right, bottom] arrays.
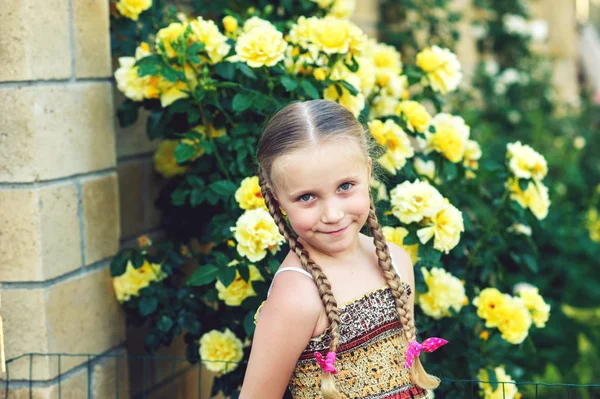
[[271, 139, 372, 257]]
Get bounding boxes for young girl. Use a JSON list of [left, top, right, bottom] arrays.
[[240, 100, 445, 399]]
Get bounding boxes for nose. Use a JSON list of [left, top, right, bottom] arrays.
[[321, 200, 344, 224]]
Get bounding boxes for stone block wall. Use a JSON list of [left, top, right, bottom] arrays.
[[0, 0, 130, 396]]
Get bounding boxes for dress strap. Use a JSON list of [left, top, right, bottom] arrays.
[[267, 267, 314, 297]]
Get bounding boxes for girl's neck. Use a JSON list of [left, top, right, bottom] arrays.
[[298, 233, 367, 269]]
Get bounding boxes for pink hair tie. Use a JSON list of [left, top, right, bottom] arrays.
[[405, 337, 448, 369], [314, 351, 338, 374]]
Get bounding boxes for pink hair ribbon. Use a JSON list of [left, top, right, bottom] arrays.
[[405, 337, 448, 369], [314, 351, 338, 374]]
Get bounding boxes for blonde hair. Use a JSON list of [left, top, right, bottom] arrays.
[[257, 100, 440, 397]]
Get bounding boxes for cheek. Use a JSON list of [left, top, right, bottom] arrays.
[[286, 208, 319, 234], [351, 190, 372, 222]]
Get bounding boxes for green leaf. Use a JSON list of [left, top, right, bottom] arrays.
[[218, 266, 238, 288], [146, 111, 166, 140], [174, 142, 197, 163], [243, 311, 257, 337], [403, 231, 420, 245], [236, 63, 257, 79], [132, 251, 144, 268], [171, 188, 189, 206], [486, 368, 499, 392], [187, 42, 205, 55], [187, 264, 219, 286], [339, 80, 359, 96], [518, 179, 530, 191], [344, 55, 359, 73], [210, 180, 238, 196], [110, 252, 129, 276], [443, 161, 458, 181], [301, 80, 319, 99], [237, 263, 250, 282], [523, 254, 538, 273], [161, 66, 179, 82], [418, 244, 442, 268], [117, 100, 139, 128], [190, 188, 206, 206], [138, 63, 159, 77], [157, 315, 174, 332], [139, 296, 158, 316], [232, 91, 255, 113], [280, 76, 298, 92], [216, 62, 235, 80]]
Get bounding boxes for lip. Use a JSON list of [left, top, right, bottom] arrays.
[[323, 226, 348, 236]]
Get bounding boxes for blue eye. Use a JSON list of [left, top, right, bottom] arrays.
[[339, 182, 353, 191], [298, 194, 313, 202]]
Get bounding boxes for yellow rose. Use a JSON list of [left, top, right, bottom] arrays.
[[389, 180, 445, 224], [231, 208, 285, 262], [370, 95, 400, 119], [463, 139, 482, 172], [416, 45, 463, 94], [191, 123, 227, 139], [413, 158, 436, 181], [189, 17, 231, 64], [135, 42, 153, 60], [328, 0, 356, 19], [586, 208, 600, 242], [417, 200, 464, 254], [425, 113, 470, 163], [156, 22, 188, 58], [516, 286, 550, 328], [367, 39, 402, 74], [116, 0, 152, 21], [477, 367, 519, 399], [153, 140, 190, 178], [506, 141, 548, 181], [376, 71, 407, 98], [382, 226, 419, 265], [216, 262, 264, 306], [312, 17, 366, 56], [113, 260, 166, 302], [157, 76, 190, 107], [114, 57, 147, 101], [497, 296, 532, 344], [472, 288, 509, 328], [419, 267, 467, 319], [234, 23, 288, 68], [235, 176, 266, 210], [242, 16, 275, 33], [508, 179, 550, 220], [395, 101, 432, 133], [199, 329, 244, 374], [355, 56, 377, 96], [323, 75, 365, 117], [222, 15, 239, 33], [289, 16, 320, 48], [368, 119, 414, 174]]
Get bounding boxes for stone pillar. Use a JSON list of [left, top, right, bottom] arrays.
[[530, 0, 580, 104], [352, 0, 379, 37], [0, 0, 129, 396], [451, 0, 479, 87]]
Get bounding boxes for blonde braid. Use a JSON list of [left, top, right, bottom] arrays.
[[366, 198, 441, 390], [258, 170, 342, 399]]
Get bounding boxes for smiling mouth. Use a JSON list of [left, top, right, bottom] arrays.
[[323, 226, 348, 235]]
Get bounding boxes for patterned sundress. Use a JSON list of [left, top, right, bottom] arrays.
[[260, 263, 430, 399]]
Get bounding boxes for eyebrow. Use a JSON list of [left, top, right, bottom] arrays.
[[287, 175, 361, 199]]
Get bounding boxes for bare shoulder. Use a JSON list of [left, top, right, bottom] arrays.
[[387, 242, 416, 286], [240, 255, 322, 398]]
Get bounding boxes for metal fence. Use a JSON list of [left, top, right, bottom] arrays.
[[1, 353, 599, 399]]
